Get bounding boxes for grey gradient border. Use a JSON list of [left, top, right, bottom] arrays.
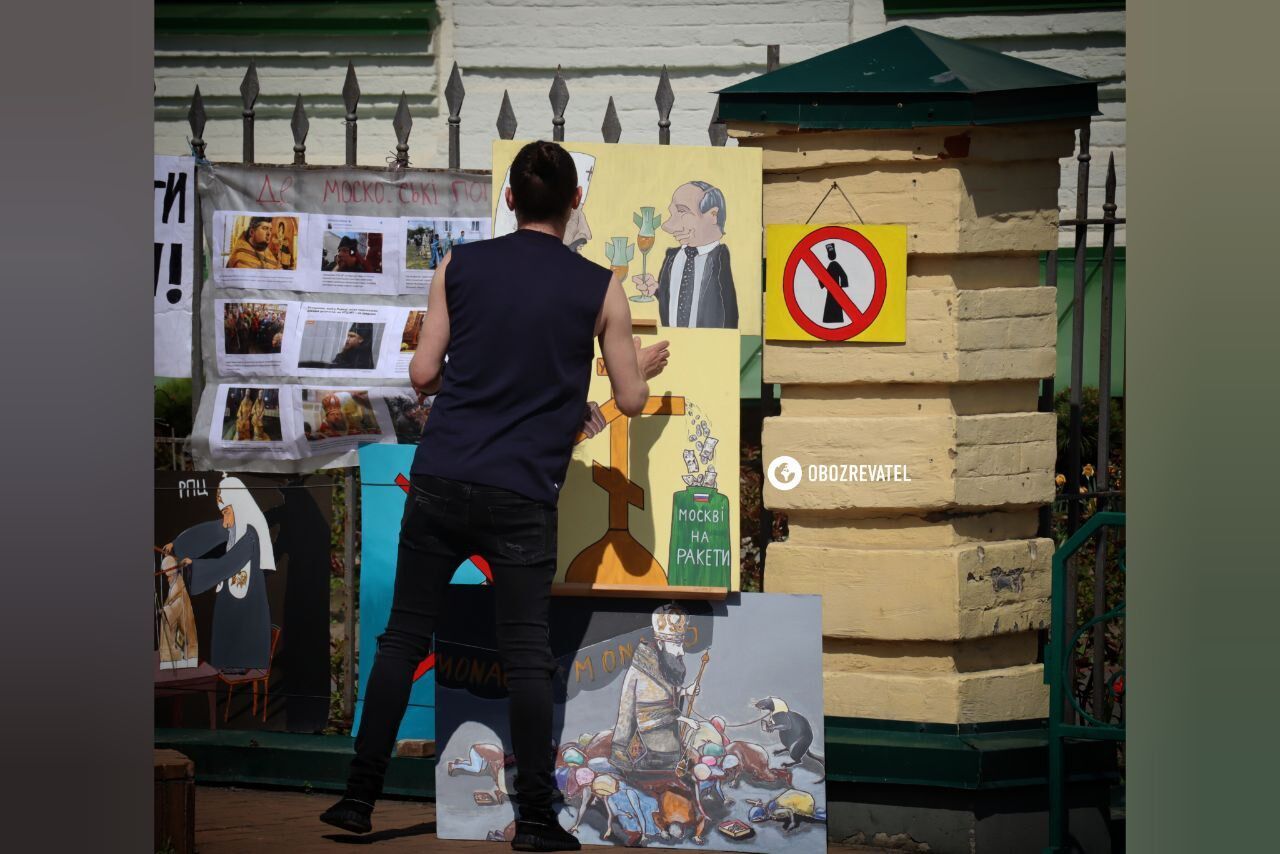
[[1128, 1, 1280, 851], [1, 3, 153, 851], [6, 3, 1280, 852]]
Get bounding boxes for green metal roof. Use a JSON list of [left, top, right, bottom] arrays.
[[155, 2, 438, 37], [717, 26, 1098, 129]]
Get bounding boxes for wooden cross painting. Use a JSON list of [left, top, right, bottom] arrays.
[[557, 326, 740, 593]]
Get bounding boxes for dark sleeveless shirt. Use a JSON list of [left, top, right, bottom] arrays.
[[411, 229, 612, 506]]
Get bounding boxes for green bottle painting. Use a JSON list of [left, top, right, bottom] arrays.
[[667, 486, 732, 588]]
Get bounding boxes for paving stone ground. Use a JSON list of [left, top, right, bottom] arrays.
[[193, 785, 886, 853]]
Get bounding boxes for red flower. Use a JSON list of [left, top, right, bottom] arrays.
[[1112, 677, 1124, 696]]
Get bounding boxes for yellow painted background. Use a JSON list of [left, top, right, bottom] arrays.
[[765, 223, 907, 342], [555, 326, 740, 590], [493, 140, 763, 336]]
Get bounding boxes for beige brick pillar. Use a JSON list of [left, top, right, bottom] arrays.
[[737, 122, 1076, 725]]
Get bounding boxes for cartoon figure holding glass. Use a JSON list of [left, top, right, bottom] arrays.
[[632, 181, 738, 329]]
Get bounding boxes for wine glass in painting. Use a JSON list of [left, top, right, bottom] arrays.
[[630, 206, 662, 302], [604, 237, 635, 295]]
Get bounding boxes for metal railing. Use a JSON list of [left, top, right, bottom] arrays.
[[1036, 120, 1126, 851], [1040, 121, 1126, 541], [182, 60, 731, 170], [1044, 511, 1125, 853]]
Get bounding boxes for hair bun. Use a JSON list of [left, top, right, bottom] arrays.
[[509, 140, 578, 225], [531, 146, 557, 181]]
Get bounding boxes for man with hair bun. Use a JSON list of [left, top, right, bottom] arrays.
[[322, 140, 670, 852]]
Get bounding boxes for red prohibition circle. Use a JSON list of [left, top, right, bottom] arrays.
[[781, 225, 888, 341]]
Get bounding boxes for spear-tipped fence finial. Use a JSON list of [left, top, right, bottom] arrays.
[[550, 66, 569, 142], [445, 62, 465, 169], [291, 95, 309, 165], [240, 61, 259, 163], [342, 61, 361, 166], [656, 66, 674, 145], [188, 86, 207, 159], [393, 91, 413, 167], [602, 97, 621, 143], [497, 90, 518, 140]]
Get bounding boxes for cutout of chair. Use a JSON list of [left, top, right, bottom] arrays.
[[220, 625, 282, 723]]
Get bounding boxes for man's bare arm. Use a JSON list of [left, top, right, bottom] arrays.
[[596, 270, 668, 416], [408, 252, 451, 395]]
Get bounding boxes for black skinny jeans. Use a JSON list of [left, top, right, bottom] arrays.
[[346, 473, 559, 813]]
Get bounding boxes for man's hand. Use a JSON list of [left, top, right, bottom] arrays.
[[631, 273, 658, 297], [635, 337, 670, 380], [579, 401, 606, 439], [161, 542, 175, 557]]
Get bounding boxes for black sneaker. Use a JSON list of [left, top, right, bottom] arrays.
[[320, 797, 373, 834], [511, 808, 581, 852]]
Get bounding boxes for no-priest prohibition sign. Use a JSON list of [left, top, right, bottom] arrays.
[[781, 225, 888, 341]]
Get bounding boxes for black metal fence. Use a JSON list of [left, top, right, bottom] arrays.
[[1044, 120, 1126, 539], [1040, 119, 1127, 800], [183, 60, 730, 171]]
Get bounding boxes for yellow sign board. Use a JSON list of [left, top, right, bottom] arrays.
[[765, 223, 907, 342]]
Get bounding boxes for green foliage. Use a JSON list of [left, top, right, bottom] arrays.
[[154, 378, 196, 470], [1050, 388, 1126, 730], [326, 474, 357, 735], [154, 378, 194, 436], [738, 438, 787, 593], [1054, 386, 1124, 475]]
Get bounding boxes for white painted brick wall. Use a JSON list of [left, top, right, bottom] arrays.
[[440, 0, 851, 163], [154, 33, 443, 166], [153, 0, 1124, 243]]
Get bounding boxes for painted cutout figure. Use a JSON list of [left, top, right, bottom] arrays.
[[494, 151, 597, 253], [446, 742, 510, 803], [162, 476, 276, 671], [156, 555, 199, 670], [755, 697, 826, 780], [632, 182, 739, 329], [610, 605, 701, 771], [821, 242, 849, 323]]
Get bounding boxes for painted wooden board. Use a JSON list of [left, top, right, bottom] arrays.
[[435, 590, 826, 852]]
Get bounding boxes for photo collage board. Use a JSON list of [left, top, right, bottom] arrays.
[[192, 165, 493, 471]]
